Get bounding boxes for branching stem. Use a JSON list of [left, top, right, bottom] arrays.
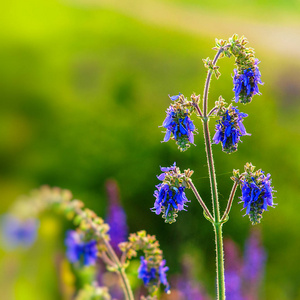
[[189, 179, 214, 221], [221, 178, 241, 222]]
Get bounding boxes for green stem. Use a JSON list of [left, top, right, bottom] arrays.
[[102, 238, 134, 300], [76, 208, 134, 300], [119, 268, 134, 300], [189, 179, 214, 222], [203, 49, 225, 117], [203, 119, 225, 300], [221, 180, 240, 222], [202, 47, 228, 300], [214, 223, 225, 299]]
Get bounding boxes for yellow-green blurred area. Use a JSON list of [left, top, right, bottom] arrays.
[[1, 0, 300, 299]]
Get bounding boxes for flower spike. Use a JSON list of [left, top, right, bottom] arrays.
[[162, 94, 197, 151], [213, 103, 249, 153], [233, 59, 263, 104], [152, 163, 193, 224], [234, 163, 276, 224]]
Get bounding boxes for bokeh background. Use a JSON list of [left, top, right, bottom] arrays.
[[1, 0, 300, 299]]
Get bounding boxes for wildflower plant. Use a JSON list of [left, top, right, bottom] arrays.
[[153, 34, 276, 299], [2, 186, 169, 300], [1, 34, 276, 300]]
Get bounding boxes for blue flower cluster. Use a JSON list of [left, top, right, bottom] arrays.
[[239, 168, 275, 224], [162, 96, 196, 151], [138, 256, 170, 293], [152, 163, 190, 224], [213, 105, 249, 153], [1, 214, 39, 249], [233, 59, 263, 104], [65, 230, 98, 266]]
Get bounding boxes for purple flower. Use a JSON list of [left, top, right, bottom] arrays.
[[1, 214, 39, 249], [240, 171, 275, 224], [243, 229, 266, 284], [152, 184, 189, 223], [152, 163, 190, 224], [233, 59, 263, 104], [105, 179, 128, 254], [175, 256, 209, 300], [138, 257, 170, 293], [138, 256, 157, 285], [162, 105, 196, 152], [65, 230, 98, 266], [224, 239, 245, 300], [213, 105, 249, 153]]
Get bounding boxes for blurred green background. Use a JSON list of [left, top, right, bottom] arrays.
[[1, 0, 300, 299]]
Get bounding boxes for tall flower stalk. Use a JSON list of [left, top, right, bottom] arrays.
[[154, 34, 275, 300]]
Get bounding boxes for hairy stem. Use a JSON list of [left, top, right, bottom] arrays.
[[221, 180, 240, 222], [202, 46, 229, 300], [189, 179, 214, 221], [202, 120, 219, 220], [208, 106, 218, 117], [203, 48, 225, 116], [193, 102, 204, 118], [214, 223, 225, 299], [203, 119, 225, 300]]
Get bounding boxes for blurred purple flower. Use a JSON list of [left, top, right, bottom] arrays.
[[65, 230, 98, 266], [95, 180, 128, 299], [1, 214, 39, 249], [138, 256, 157, 285], [176, 279, 208, 300], [224, 231, 267, 300], [224, 238, 245, 300], [175, 256, 210, 300], [243, 229, 266, 300], [105, 179, 128, 254]]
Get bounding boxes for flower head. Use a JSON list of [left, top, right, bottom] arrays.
[[65, 230, 98, 266], [162, 98, 196, 152], [236, 163, 275, 224], [138, 256, 170, 293], [213, 104, 249, 153], [0, 214, 39, 249], [152, 163, 192, 224], [233, 59, 263, 104]]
